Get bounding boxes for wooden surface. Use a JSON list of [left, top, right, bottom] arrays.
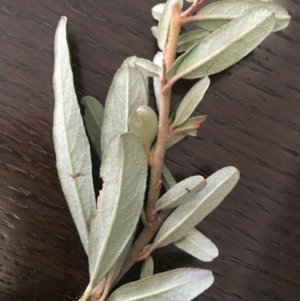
[[1, 1, 300, 300]]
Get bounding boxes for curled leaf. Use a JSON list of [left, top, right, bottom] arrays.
[[166, 115, 207, 148], [177, 29, 210, 53], [101, 63, 148, 155], [153, 167, 240, 248], [88, 133, 147, 286], [53, 17, 96, 254], [151, 26, 158, 38], [174, 228, 219, 262], [172, 77, 210, 127], [140, 256, 154, 279], [81, 96, 104, 159], [123, 56, 162, 77], [151, 3, 166, 21], [195, 0, 290, 32], [107, 268, 214, 301], [129, 105, 158, 151], [168, 8, 276, 79], [156, 175, 206, 211]]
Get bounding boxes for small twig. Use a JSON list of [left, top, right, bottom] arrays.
[[180, 0, 205, 20]]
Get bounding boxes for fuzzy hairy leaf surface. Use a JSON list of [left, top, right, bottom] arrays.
[[53, 17, 96, 254], [110, 230, 136, 283], [81, 96, 104, 159], [177, 29, 210, 53], [156, 0, 183, 50], [123, 56, 162, 77], [174, 228, 219, 262], [153, 167, 240, 248], [129, 105, 158, 150], [168, 8, 275, 79], [106, 268, 214, 301], [173, 77, 210, 127], [195, 0, 290, 32], [152, 51, 163, 111], [88, 132, 147, 286], [140, 256, 154, 279], [101, 64, 148, 155], [156, 175, 207, 211]]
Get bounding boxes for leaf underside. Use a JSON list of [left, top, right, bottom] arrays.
[[53, 17, 96, 254]]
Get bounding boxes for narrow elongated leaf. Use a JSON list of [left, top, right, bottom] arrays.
[[161, 164, 177, 190], [174, 228, 219, 262], [101, 64, 148, 155], [157, 0, 183, 50], [152, 3, 165, 21], [166, 132, 187, 149], [129, 105, 158, 150], [107, 268, 214, 301], [156, 175, 206, 211], [153, 51, 163, 111], [123, 56, 162, 77], [177, 29, 210, 52], [140, 256, 154, 279], [166, 115, 206, 149], [173, 77, 210, 127], [110, 230, 136, 283], [195, 0, 290, 32], [153, 167, 239, 248], [81, 96, 104, 159], [88, 133, 147, 286], [53, 17, 96, 254], [168, 8, 275, 79]]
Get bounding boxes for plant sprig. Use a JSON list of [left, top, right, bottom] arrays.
[[52, 1, 290, 300]]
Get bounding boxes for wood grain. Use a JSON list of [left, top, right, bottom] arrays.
[[1, 1, 299, 300]]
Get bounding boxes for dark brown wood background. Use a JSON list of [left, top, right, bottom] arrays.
[[1, 1, 299, 300]]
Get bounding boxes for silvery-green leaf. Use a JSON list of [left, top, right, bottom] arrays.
[[153, 167, 240, 248], [101, 64, 148, 155], [157, 0, 183, 50], [53, 17, 96, 254], [140, 256, 154, 279], [152, 3, 166, 21], [177, 29, 210, 53], [166, 132, 187, 149], [161, 164, 177, 190], [121, 57, 150, 103], [153, 51, 163, 111], [111, 230, 136, 283], [173, 77, 210, 127], [106, 268, 214, 301], [156, 175, 206, 211], [174, 228, 219, 262], [195, 0, 290, 32], [185, 0, 195, 2], [81, 96, 104, 159], [151, 26, 158, 38], [89, 132, 147, 286], [166, 115, 206, 148], [123, 56, 162, 77], [168, 8, 275, 79], [129, 105, 158, 149]]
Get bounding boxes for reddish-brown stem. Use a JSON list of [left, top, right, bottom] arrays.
[[110, 0, 206, 292], [180, 0, 205, 19]]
